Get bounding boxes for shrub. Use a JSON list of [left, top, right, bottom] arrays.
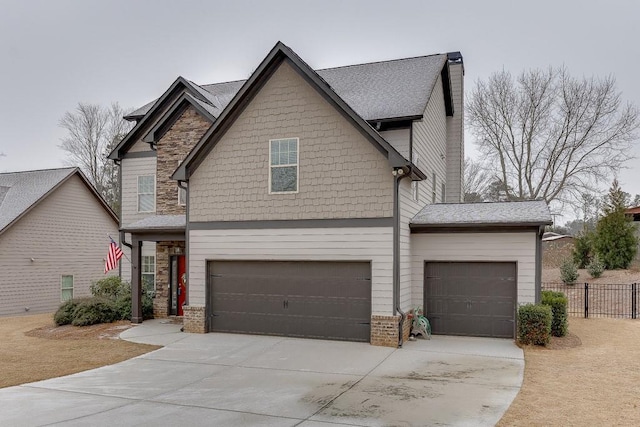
[[587, 255, 605, 278], [70, 298, 118, 327], [54, 299, 81, 326], [91, 276, 129, 299], [541, 290, 568, 337], [573, 232, 594, 269], [560, 258, 578, 285], [517, 304, 552, 346]]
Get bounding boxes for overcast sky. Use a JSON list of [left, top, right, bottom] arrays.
[[1, 0, 638, 220]]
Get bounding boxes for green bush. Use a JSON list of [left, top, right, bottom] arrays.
[[573, 232, 594, 268], [70, 298, 118, 326], [541, 290, 568, 337], [560, 258, 578, 285], [587, 254, 605, 278], [517, 304, 552, 346], [91, 276, 129, 299], [54, 299, 82, 326], [114, 289, 154, 321]]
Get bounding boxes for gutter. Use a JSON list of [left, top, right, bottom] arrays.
[[392, 166, 410, 347]]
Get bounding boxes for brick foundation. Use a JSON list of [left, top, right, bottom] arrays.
[[401, 313, 411, 342], [182, 305, 206, 333], [370, 315, 401, 347]]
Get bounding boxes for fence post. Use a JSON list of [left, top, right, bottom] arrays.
[[633, 283, 637, 320], [584, 283, 589, 319]]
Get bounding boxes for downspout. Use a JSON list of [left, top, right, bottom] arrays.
[[393, 166, 410, 347]]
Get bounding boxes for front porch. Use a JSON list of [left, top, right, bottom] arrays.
[[121, 215, 186, 323]]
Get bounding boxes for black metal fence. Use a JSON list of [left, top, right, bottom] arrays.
[[542, 282, 638, 319]]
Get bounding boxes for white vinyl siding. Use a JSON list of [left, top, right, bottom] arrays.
[[137, 175, 155, 213], [269, 138, 299, 194], [0, 174, 118, 316], [188, 227, 394, 315], [121, 156, 157, 225], [411, 232, 538, 307], [61, 275, 73, 301]]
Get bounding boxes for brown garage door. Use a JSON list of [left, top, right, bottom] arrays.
[[207, 261, 371, 342], [424, 262, 517, 338]]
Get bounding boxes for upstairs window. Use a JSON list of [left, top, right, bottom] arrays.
[[137, 175, 155, 212], [61, 275, 73, 302], [269, 138, 298, 193], [431, 172, 437, 203], [177, 161, 186, 206]]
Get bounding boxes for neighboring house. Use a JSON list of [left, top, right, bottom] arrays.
[[625, 206, 640, 259], [109, 42, 551, 346], [0, 168, 119, 316]]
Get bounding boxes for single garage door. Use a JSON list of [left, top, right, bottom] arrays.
[[424, 262, 516, 338], [207, 261, 371, 342]]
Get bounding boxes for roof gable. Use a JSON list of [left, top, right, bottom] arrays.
[[0, 168, 118, 235], [109, 77, 219, 160], [173, 42, 410, 182]]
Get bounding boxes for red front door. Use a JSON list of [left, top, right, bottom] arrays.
[[177, 255, 186, 316]]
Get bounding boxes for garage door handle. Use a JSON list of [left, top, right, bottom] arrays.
[[283, 300, 289, 309]]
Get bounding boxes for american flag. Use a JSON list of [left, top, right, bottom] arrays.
[[105, 237, 124, 274]]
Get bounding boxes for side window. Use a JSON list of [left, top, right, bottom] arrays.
[[177, 161, 186, 206], [61, 275, 73, 301], [137, 175, 155, 213], [269, 138, 299, 193], [441, 182, 446, 203], [142, 256, 156, 293], [412, 181, 419, 202]]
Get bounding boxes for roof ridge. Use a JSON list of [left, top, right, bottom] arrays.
[[0, 166, 77, 176], [315, 53, 446, 72]]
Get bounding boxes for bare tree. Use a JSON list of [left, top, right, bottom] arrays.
[[468, 67, 638, 208], [463, 157, 493, 202], [59, 103, 133, 213]]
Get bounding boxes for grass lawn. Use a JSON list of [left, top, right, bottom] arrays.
[[498, 317, 640, 426], [0, 313, 159, 389]]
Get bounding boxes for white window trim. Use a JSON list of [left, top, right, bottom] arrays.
[[137, 175, 156, 213], [141, 255, 156, 291], [61, 275, 74, 302], [268, 137, 299, 194]]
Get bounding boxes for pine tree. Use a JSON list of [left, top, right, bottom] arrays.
[[593, 179, 638, 269]]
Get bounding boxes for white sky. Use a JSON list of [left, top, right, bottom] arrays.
[[1, 0, 638, 221]]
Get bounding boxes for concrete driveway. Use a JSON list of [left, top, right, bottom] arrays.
[[0, 320, 523, 426]]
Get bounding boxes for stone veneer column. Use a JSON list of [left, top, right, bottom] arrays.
[[154, 241, 185, 318]]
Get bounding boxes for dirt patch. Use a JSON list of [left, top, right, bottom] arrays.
[[498, 318, 640, 426], [543, 267, 640, 284], [0, 313, 159, 389]]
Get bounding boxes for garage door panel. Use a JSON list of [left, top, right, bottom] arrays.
[[208, 261, 371, 342], [424, 262, 516, 339]]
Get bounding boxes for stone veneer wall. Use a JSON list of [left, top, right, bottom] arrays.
[[155, 105, 211, 215], [370, 315, 401, 347], [154, 241, 185, 318], [183, 305, 206, 333]]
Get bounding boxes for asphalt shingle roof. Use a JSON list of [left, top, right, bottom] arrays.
[[0, 167, 77, 233], [126, 54, 447, 122], [122, 215, 186, 232], [411, 201, 553, 227]]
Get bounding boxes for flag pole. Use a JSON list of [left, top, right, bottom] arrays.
[[108, 234, 131, 263]]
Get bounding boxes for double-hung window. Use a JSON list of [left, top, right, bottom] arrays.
[[61, 275, 73, 302], [269, 138, 298, 193], [177, 161, 186, 206], [137, 175, 155, 212], [142, 256, 156, 293]]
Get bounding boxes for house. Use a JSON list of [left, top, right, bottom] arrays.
[[0, 167, 119, 316], [625, 206, 640, 259], [109, 42, 551, 347]]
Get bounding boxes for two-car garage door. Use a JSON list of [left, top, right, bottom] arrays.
[[424, 262, 517, 338], [207, 261, 371, 342]]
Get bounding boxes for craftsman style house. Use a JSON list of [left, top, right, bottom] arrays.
[[109, 42, 551, 346]]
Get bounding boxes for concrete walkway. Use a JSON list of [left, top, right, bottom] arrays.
[[0, 320, 524, 426]]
